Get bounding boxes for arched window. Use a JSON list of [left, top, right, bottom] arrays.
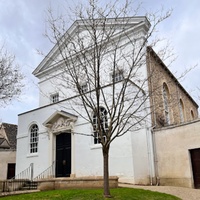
[[30, 124, 39, 153], [163, 83, 170, 125], [179, 99, 185, 123], [93, 107, 108, 144], [191, 110, 194, 120]]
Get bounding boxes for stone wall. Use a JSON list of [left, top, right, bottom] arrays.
[[37, 176, 118, 191], [154, 119, 200, 188], [147, 47, 198, 128], [0, 150, 16, 180]]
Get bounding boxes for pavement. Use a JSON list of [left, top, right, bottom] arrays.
[[119, 183, 200, 200], [0, 190, 40, 197]]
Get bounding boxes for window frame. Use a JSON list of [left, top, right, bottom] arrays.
[[93, 107, 108, 144], [191, 110, 195, 120], [179, 99, 185, 123], [111, 70, 124, 83], [50, 93, 59, 103], [80, 82, 88, 93], [163, 83, 170, 125], [30, 124, 39, 154]]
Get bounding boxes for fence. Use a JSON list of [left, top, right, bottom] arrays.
[[1, 163, 34, 192], [34, 161, 55, 180]]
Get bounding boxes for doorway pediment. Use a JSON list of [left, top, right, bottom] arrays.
[[43, 110, 78, 133]]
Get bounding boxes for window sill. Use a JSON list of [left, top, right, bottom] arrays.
[[27, 153, 39, 158], [90, 144, 102, 150]]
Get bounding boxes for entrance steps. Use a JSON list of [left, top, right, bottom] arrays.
[[20, 181, 38, 190]]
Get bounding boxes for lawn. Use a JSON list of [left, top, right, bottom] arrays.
[[1, 188, 180, 200]]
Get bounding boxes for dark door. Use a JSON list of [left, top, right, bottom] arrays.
[[7, 163, 16, 179], [190, 148, 200, 188], [56, 132, 71, 177]]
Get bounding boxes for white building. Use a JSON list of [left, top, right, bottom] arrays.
[[16, 16, 156, 185]]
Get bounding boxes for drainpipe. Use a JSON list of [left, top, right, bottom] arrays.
[[145, 127, 154, 186], [143, 94, 156, 186], [150, 127, 160, 186], [145, 125, 160, 186]]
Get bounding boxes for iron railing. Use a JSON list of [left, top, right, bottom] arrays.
[[13, 163, 34, 180], [1, 162, 56, 193], [34, 161, 55, 181], [2, 163, 34, 192]]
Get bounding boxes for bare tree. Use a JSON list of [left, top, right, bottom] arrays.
[[41, 0, 172, 197], [0, 45, 24, 106]]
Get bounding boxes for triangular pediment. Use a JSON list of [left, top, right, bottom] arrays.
[[33, 17, 150, 78], [32, 21, 78, 77], [43, 110, 78, 133]]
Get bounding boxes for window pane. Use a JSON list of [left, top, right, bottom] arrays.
[[92, 107, 108, 144], [163, 83, 170, 125], [112, 70, 124, 82], [50, 93, 59, 103], [179, 99, 185, 122], [81, 83, 88, 93], [30, 124, 38, 153]]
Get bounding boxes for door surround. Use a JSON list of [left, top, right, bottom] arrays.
[[43, 110, 77, 178]]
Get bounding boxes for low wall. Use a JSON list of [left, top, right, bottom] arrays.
[[0, 150, 16, 180], [0, 179, 29, 193], [154, 119, 200, 188], [158, 178, 192, 188], [38, 176, 118, 191]]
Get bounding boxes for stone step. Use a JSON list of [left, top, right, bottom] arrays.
[[21, 181, 38, 190]]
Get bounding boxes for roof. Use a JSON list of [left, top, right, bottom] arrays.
[[32, 16, 150, 78], [147, 46, 199, 108], [0, 123, 17, 150]]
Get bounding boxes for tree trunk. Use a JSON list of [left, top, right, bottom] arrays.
[[103, 146, 111, 197]]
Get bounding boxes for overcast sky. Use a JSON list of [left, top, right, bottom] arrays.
[[0, 0, 200, 124]]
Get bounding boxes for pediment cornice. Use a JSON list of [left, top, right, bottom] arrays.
[[43, 110, 78, 133], [32, 17, 150, 78]]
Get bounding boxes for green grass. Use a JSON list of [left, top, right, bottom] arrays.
[[1, 188, 180, 200]]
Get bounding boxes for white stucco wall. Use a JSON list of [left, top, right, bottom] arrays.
[[16, 17, 153, 184], [37, 26, 149, 108], [17, 103, 72, 177], [17, 95, 153, 184]]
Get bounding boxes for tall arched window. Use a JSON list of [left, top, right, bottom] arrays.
[[179, 99, 185, 123], [191, 110, 194, 120], [30, 124, 39, 153], [93, 107, 108, 144], [163, 83, 170, 125]]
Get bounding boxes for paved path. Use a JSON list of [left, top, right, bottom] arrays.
[[1, 190, 40, 197], [119, 183, 200, 200]]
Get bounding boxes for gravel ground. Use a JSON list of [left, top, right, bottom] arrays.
[[119, 183, 200, 200]]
